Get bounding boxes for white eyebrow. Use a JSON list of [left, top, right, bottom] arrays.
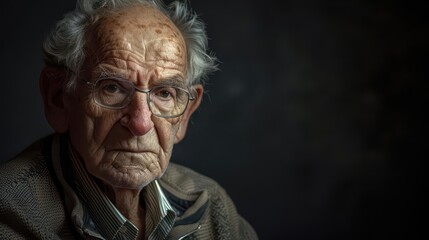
[[95, 66, 187, 88], [96, 67, 128, 80], [153, 77, 187, 88]]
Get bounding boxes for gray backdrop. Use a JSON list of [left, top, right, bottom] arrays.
[[1, 0, 426, 239]]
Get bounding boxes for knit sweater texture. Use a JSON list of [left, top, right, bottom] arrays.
[[0, 136, 258, 240]]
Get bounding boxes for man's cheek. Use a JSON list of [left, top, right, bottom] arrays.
[[154, 121, 177, 150]]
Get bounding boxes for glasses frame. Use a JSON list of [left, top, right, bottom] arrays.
[[83, 78, 196, 118]]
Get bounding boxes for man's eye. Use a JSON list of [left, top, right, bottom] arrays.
[[154, 87, 176, 100], [98, 80, 128, 95], [158, 90, 172, 98], [103, 84, 120, 93]]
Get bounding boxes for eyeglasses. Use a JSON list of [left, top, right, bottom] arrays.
[[84, 78, 195, 118]]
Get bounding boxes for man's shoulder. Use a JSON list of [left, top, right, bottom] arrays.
[[0, 136, 53, 196], [161, 162, 224, 195], [0, 135, 75, 239], [161, 163, 259, 239]]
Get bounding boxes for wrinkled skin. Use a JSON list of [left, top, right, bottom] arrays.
[[69, 5, 190, 191], [41, 4, 203, 234]]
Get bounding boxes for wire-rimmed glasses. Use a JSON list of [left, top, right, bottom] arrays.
[[84, 78, 195, 118]]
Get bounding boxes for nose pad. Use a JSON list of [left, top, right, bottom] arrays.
[[120, 93, 154, 136]]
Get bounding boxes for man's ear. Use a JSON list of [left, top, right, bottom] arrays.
[[174, 84, 204, 143], [39, 66, 69, 133]]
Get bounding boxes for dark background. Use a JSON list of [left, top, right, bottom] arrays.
[[1, 0, 426, 239]]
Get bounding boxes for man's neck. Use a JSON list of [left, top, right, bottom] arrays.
[[103, 185, 146, 238]]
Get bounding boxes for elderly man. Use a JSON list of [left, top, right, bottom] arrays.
[[0, 0, 257, 239]]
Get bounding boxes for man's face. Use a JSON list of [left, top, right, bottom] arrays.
[[64, 5, 188, 190]]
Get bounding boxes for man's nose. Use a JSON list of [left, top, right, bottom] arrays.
[[120, 93, 154, 136]]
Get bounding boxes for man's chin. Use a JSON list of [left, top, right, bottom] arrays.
[[96, 167, 160, 190]]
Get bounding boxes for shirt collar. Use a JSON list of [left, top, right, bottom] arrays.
[[143, 180, 176, 239], [66, 136, 176, 240]]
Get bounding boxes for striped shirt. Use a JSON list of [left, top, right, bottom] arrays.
[[68, 141, 176, 240]]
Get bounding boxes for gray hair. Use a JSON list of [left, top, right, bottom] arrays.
[[43, 0, 217, 91]]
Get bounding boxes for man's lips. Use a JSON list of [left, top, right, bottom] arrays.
[[107, 148, 156, 154]]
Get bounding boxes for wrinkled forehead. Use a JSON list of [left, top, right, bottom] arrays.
[[95, 4, 183, 37], [84, 4, 187, 72]]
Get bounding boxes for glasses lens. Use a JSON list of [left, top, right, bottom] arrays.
[[95, 79, 133, 108], [92, 79, 191, 117], [150, 86, 189, 117]]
